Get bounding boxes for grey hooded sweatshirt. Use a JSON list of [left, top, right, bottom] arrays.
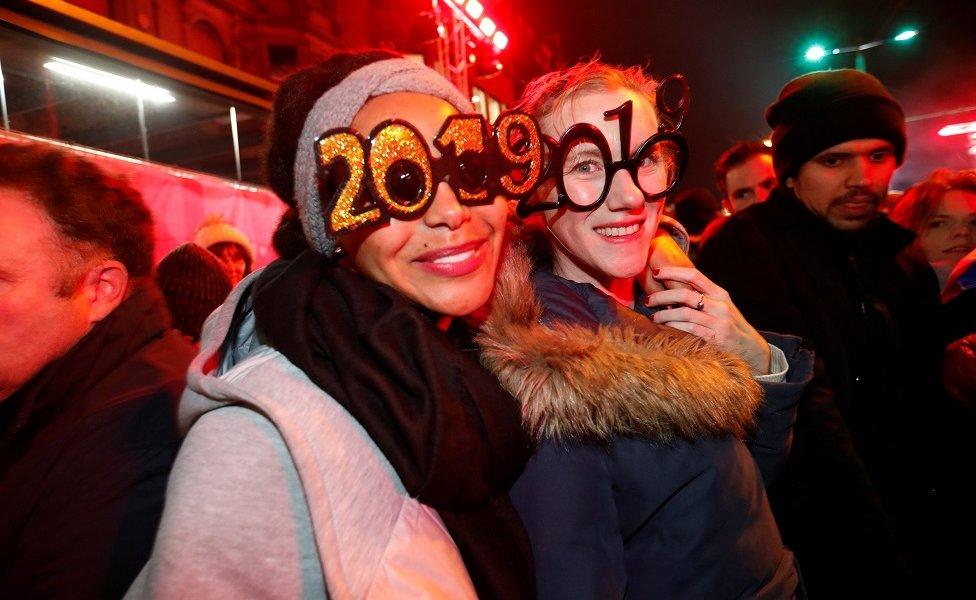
[[126, 270, 477, 599]]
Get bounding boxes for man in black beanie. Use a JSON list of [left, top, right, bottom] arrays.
[[697, 70, 969, 597]]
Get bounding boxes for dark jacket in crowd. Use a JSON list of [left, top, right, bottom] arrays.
[[696, 187, 970, 597], [0, 280, 195, 599], [478, 246, 813, 599]]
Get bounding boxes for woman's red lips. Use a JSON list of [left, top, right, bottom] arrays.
[[413, 239, 489, 276], [414, 239, 486, 262]]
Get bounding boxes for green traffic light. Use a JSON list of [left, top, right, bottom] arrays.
[[805, 44, 827, 61], [894, 29, 918, 42]]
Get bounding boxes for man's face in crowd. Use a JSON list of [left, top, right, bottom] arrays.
[[0, 189, 94, 401], [787, 138, 897, 231], [725, 153, 776, 213]]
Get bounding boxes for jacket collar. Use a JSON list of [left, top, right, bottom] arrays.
[[477, 244, 762, 444]]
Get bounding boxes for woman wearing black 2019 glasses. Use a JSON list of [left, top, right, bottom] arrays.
[[477, 60, 814, 599]]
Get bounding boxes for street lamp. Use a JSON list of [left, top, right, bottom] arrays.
[[804, 28, 919, 71], [804, 44, 827, 62]]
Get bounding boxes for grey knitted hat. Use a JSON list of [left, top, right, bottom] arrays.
[[270, 54, 473, 258]]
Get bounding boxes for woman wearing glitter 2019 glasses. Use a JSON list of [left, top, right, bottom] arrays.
[[477, 60, 814, 599], [128, 51, 547, 599]]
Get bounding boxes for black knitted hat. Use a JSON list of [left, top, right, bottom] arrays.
[[765, 69, 906, 183], [264, 50, 399, 209], [156, 243, 233, 341]]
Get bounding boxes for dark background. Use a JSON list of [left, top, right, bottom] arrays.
[[498, 0, 976, 193]]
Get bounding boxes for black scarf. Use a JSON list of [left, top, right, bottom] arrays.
[[251, 250, 535, 599]]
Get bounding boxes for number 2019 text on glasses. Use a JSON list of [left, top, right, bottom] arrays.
[[315, 111, 544, 236]]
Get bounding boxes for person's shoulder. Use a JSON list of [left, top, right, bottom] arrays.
[[696, 205, 777, 272], [173, 405, 294, 503], [697, 214, 729, 248], [184, 405, 282, 461], [720, 200, 782, 238], [87, 329, 195, 411]]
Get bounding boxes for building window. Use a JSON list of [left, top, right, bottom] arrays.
[[0, 24, 269, 184], [187, 20, 226, 62]]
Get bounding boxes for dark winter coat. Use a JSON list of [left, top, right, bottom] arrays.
[[478, 245, 813, 599], [696, 187, 968, 597], [0, 280, 195, 599]]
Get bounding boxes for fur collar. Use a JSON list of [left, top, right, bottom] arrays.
[[477, 244, 762, 444]]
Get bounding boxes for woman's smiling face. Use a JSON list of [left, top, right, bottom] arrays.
[[539, 87, 664, 287], [338, 92, 509, 317]]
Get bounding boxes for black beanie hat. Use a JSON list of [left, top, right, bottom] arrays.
[[765, 69, 906, 183], [263, 51, 400, 258], [264, 50, 400, 208], [156, 243, 233, 341]]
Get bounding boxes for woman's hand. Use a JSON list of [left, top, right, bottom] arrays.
[[645, 266, 772, 375], [640, 233, 695, 294]]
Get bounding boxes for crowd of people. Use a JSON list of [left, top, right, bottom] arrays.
[[0, 47, 972, 600]]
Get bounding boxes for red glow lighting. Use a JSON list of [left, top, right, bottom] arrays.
[[492, 31, 509, 51], [465, 0, 484, 19], [938, 121, 976, 137], [479, 17, 497, 37]]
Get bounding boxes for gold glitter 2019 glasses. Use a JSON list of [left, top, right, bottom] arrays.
[[315, 111, 545, 236]]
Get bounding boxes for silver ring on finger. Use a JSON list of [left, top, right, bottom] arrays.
[[695, 292, 705, 311]]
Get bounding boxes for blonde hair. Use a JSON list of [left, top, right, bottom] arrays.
[[514, 57, 659, 126]]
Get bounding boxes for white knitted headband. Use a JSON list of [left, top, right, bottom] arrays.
[[293, 58, 474, 257]]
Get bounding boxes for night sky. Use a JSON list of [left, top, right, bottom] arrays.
[[502, 0, 976, 193]]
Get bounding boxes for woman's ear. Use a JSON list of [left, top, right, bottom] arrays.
[[79, 259, 129, 324]]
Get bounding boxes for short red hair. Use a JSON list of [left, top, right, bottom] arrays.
[[890, 169, 976, 235]]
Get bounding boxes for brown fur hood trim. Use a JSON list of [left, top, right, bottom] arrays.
[[477, 243, 763, 444]]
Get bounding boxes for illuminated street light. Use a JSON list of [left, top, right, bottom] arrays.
[[439, 0, 508, 53], [44, 57, 175, 103], [803, 28, 920, 71], [805, 44, 827, 61]]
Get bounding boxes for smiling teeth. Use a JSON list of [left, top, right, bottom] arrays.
[[432, 249, 475, 264], [595, 223, 640, 237]]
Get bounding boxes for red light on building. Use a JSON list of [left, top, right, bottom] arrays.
[[492, 31, 508, 51], [465, 0, 484, 19], [938, 121, 976, 137], [479, 17, 497, 37]]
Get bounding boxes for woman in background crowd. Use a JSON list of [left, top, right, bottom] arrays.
[[890, 168, 976, 291], [194, 214, 255, 285], [891, 169, 976, 408]]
